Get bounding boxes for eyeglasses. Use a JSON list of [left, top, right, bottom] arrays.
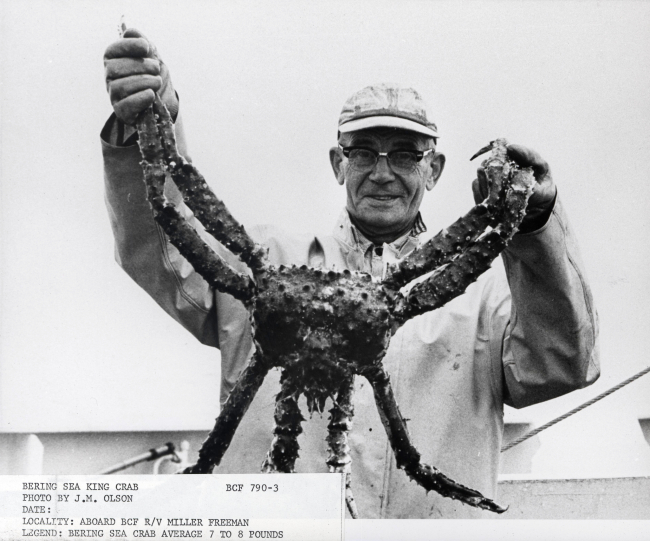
[[338, 144, 434, 174]]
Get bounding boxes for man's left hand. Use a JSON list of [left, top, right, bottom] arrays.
[[472, 143, 557, 233]]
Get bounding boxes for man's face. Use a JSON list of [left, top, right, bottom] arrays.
[[330, 128, 445, 242]]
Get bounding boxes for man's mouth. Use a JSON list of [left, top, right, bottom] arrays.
[[367, 194, 400, 201]]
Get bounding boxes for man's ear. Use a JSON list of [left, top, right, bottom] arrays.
[[426, 152, 446, 191], [329, 146, 345, 186]]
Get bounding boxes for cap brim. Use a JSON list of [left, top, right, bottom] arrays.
[[339, 115, 439, 138]]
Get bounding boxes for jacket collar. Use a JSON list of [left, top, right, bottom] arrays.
[[332, 209, 426, 261]]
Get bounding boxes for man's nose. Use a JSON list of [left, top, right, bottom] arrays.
[[369, 156, 395, 183]]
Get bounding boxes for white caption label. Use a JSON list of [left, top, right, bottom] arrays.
[[0, 474, 344, 541]]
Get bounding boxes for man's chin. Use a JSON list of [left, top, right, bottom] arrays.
[[353, 213, 410, 239]]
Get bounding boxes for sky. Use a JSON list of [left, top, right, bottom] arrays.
[[1, 0, 650, 478]]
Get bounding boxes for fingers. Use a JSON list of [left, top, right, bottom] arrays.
[[109, 74, 162, 102], [104, 28, 166, 125], [113, 89, 157, 126], [504, 143, 556, 211], [106, 70, 163, 125], [526, 176, 557, 210], [122, 28, 145, 39], [473, 151, 556, 214], [122, 28, 161, 62], [506, 144, 549, 179], [104, 37, 152, 61], [472, 167, 489, 204], [105, 57, 160, 80], [471, 179, 482, 205]]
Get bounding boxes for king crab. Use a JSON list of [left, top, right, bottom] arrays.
[[135, 95, 534, 517]]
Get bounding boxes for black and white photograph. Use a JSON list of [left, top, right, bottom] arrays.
[[1, 1, 649, 539]]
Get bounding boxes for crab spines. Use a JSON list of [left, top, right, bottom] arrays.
[[139, 128, 528, 516], [497, 167, 536, 238], [383, 139, 519, 292], [136, 101, 167, 171], [362, 365, 507, 514], [150, 96, 268, 274], [383, 204, 492, 291], [481, 138, 512, 210], [391, 190, 534, 325], [406, 464, 508, 514], [387, 139, 535, 325], [136, 105, 257, 305], [326, 377, 358, 519], [183, 351, 272, 474], [391, 230, 506, 325], [474, 138, 535, 236], [151, 202, 257, 303], [262, 376, 305, 473]]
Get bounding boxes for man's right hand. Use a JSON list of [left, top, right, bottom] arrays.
[[104, 29, 178, 126]]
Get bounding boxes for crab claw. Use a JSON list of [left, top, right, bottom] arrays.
[[470, 141, 496, 161]]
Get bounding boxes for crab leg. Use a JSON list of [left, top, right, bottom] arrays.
[[148, 96, 268, 273], [391, 168, 534, 326], [384, 204, 496, 291], [326, 377, 359, 519], [392, 229, 507, 325], [361, 366, 507, 513], [262, 376, 305, 473], [183, 351, 272, 474], [384, 139, 526, 291], [137, 104, 257, 304]]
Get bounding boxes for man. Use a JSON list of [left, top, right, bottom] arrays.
[[102, 30, 599, 518]]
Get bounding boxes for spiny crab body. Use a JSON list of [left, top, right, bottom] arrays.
[[135, 95, 535, 517]]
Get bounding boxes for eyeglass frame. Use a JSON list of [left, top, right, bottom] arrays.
[[338, 144, 434, 174]]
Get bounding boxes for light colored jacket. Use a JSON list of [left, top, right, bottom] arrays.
[[102, 114, 599, 519]]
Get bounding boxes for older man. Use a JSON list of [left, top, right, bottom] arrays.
[[102, 30, 599, 518]]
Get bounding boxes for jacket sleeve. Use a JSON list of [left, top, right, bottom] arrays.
[[101, 112, 221, 347], [496, 196, 600, 408]]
